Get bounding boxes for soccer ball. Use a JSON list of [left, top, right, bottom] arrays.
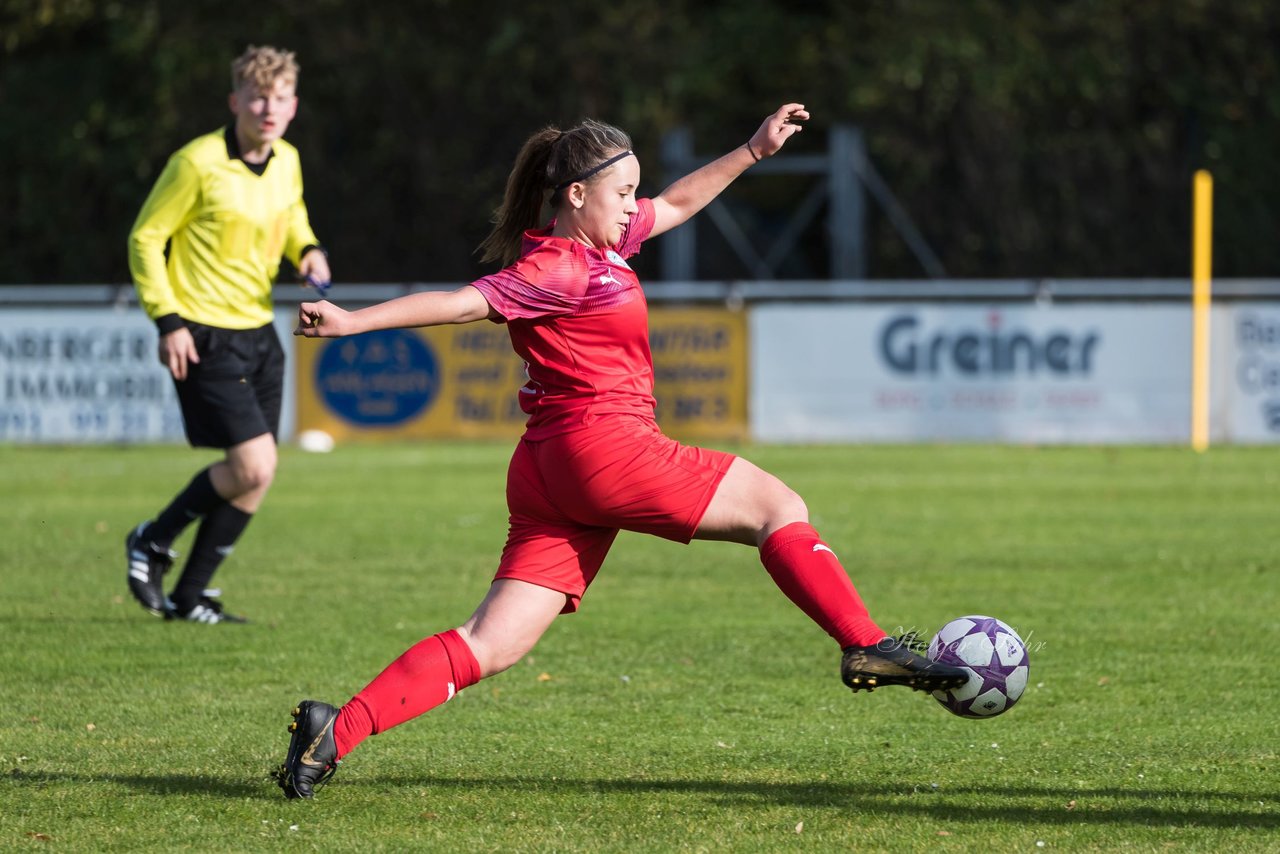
[[926, 615, 1030, 718], [298, 429, 336, 453]]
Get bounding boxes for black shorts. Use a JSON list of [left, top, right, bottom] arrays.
[[173, 321, 284, 449]]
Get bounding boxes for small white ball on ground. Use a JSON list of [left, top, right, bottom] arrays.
[[298, 429, 335, 453]]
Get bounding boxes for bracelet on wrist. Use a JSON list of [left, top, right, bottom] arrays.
[[745, 140, 762, 162]]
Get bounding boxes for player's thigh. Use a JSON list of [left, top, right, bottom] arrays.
[[247, 325, 285, 439], [542, 419, 733, 540], [494, 520, 618, 614], [694, 457, 808, 546], [500, 439, 619, 613]]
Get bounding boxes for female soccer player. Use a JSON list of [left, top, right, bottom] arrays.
[[277, 103, 966, 798]]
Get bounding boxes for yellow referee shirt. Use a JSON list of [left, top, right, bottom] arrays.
[[128, 126, 320, 331]]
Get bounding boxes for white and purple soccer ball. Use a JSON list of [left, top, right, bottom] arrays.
[[926, 615, 1030, 718]]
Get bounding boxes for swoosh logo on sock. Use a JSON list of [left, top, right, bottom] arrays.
[[299, 715, 335, 767], [812, 544, 836, 556]]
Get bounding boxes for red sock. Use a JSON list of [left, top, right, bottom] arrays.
[[332, 629, 481, 758], [759, 522, 886, 648]]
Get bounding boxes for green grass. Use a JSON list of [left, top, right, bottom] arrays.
[[1, 442, 1276, 852]]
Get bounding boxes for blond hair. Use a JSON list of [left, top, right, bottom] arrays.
[[477, 119, 633, 266], [231, 45, 299, 92]]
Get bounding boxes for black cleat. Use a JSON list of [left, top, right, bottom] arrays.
[[125, 523, 175, 616], [277, 700, 341, 799], [165, 591, 248, 624], [841, 634, 969, 693]]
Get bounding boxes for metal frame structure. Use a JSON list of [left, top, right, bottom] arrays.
[[658, 124, 945, 281]]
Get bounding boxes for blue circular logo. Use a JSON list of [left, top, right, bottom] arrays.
[[315, 330, 439, 425]]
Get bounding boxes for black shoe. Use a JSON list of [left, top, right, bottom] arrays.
[[165, 591, 248, 624], [125, 523, 176, 616], [277, 700, 341, 799], [841, 634, 969, 693]]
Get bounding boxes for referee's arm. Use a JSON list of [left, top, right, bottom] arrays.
[[128, 153, 200, 332], [283, 190, 321, 269]]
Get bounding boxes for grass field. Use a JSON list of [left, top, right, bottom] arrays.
[[1, 441, 1276, 852]]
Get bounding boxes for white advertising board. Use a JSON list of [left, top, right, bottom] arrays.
[[751, 303, 1191, 443], [1212, 304, 1280, 443], [0, 308, 296, 443]]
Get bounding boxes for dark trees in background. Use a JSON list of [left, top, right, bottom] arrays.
[[2, 0, 1276, 283]]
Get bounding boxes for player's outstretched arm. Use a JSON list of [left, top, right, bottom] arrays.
[[649, 103, 809, 239], [295, 285, 493, 338]]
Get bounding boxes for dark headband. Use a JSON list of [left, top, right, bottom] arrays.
[[553, 150, 634, 192]]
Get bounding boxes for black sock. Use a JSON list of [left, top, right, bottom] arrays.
[[170, 502, 253, 613], [146, 467, 222, 549]]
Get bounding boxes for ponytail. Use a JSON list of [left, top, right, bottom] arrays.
[[477, 127, 561, 266]]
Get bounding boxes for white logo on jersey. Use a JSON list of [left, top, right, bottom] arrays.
[[598, 268, 621, 288], [606, 249, 632, 270], [813, 543, 836, 557]]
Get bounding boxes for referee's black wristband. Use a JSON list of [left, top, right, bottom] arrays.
[[155, 313, 187, 335], [301, 244, 328, 260]]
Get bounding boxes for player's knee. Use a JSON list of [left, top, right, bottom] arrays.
[[224, 435, 278, 494], [764, 480, 808, 527], [462, 633, 532, 678], [232, 459, 276, 493], [486, 644, 530, 677]]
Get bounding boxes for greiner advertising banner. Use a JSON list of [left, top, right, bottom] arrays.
[[0, 308, 299, 443], [293, 307, 747, 443], [751, 303, 1191, 443]]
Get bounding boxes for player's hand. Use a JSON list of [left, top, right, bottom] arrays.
[[295, 300, 352, 338], [748, 103, 809, 158], [159, 327, 199, 381]]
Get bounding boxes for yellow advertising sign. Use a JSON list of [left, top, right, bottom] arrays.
[[649, 307, 747, 442], [294, 324, 525, 441], [294, 307, 746, 442]]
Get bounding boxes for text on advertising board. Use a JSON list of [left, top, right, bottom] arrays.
[[879, 313, 1101, 376]]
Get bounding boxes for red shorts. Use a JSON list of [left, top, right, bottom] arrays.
[[494, 415, 735, 612]]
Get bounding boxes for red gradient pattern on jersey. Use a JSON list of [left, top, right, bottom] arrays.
[[471, 199, 658, 438]]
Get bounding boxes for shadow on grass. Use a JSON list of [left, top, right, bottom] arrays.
[[8, 771, 1275, 829], [366, 776, 1280, 830], [5, 770, 262, 799]]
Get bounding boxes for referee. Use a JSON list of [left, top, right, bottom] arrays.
[[125, 45, 330, 624]]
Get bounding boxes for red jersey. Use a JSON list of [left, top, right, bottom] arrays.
[[471, 198, 657, 439]]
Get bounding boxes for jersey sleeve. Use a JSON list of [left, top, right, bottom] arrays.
[[127, 152, 201, 323], [470, 242, 590, 321], [614, 197, 655, 259], [283, 166, 320, 266]]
